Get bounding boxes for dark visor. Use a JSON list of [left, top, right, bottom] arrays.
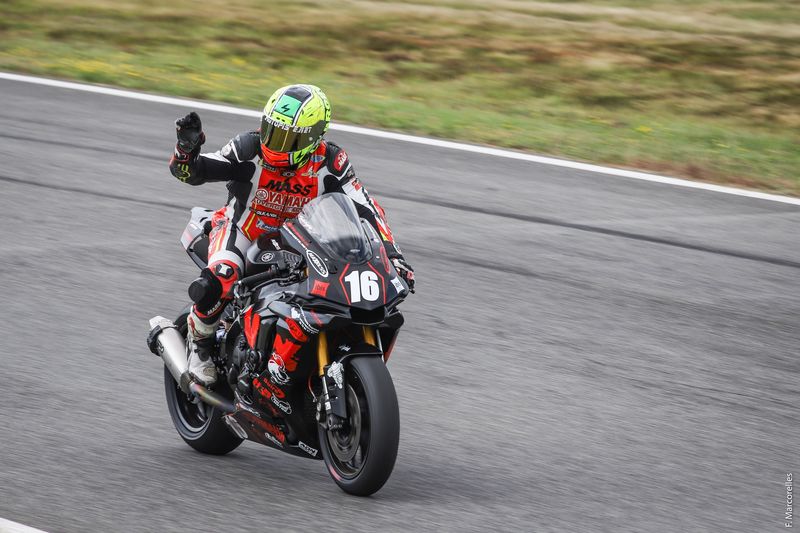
[[261, 117, 326, 153]]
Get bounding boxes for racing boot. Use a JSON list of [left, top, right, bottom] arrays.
[[187, 309, 218, 386]]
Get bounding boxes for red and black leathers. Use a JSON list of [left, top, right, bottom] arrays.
[[170, 131, 402, 254], [169, 130, 406, 410]]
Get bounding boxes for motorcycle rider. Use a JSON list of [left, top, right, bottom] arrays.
[[168, 84, 414, 416]]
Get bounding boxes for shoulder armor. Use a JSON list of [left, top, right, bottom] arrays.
[[324, 141, 354, 179], [221, 131, 260, 163]]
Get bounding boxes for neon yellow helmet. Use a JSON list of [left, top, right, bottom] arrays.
[[260, 84, 331, 168]]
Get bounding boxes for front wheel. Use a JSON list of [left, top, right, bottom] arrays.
[[318, 356, 400, 496]]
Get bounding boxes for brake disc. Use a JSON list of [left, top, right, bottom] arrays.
[[328, 384, 362, 463]]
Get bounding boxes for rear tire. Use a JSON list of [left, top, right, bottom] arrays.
[[163, 312, 243, 455], [318, 356, 399, 496]]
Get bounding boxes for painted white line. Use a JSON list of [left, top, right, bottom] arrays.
[[1, 71, 798, 207], [0, 517, 49, 533], [0, 72, 259, 118]]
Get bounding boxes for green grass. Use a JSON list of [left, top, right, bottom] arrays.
[[1, 0, 799, 195]]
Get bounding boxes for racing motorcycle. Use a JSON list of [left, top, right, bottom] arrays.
[[147, 193, 410, 496]]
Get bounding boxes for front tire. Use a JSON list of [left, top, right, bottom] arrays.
[[318, 356, 400, 496], [163, 313, 243, 455]]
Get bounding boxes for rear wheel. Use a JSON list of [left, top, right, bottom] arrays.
[[163, 313, 243, 455], [318, 356, 399, 496]]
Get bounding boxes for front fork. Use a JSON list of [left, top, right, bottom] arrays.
[[316, 327, 378, 429]]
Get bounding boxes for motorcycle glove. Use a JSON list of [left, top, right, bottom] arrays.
[[392, 257, 415, 293], [174, 111, 206, 159]]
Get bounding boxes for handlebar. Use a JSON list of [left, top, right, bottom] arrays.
[[236, 267, 281, 289]]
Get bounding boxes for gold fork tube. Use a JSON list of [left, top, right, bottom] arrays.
[[362, 325, 377, 346], [317, 331, 329, 376]]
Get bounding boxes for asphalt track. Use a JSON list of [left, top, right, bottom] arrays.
[[0, 77, 798, 532]]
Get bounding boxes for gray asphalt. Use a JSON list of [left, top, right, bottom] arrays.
[[0, 77, 797, 532]]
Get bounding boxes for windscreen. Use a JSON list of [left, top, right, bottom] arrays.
[[297, 193, 373, 263]]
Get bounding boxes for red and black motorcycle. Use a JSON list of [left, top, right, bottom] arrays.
[[147, 193, 410, 495]]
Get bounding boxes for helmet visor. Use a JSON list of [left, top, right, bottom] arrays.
[[260, 116, 327, 154]]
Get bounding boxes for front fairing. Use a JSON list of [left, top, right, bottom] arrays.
[[282, 222, 407, 310], [279, 194, 409, 311]]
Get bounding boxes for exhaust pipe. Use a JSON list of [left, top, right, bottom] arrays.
[[147, 316, 191, 391], [147, 316, 236, 413], [189, 382, 235, 413]]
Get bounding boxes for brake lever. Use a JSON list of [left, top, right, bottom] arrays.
[[232, 280, 247, 303]]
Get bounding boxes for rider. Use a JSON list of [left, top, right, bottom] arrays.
[[168, 84, 414, 415]]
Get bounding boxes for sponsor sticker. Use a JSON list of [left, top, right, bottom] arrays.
[[260, 252, 274, 262], [391, 277, 404, 292], [256, 219, 275, 231], [264, 431, 283, 447], [256, 377, 286, 399], [268, 354, 290, 385], [298, 441, 318, 457], [306, 250, 329, 277], [205, 300, 222, 315], [263, 179, 313, 195], [284, 222, 310, 251], [271, 394, 292, 414], [285, 318, 309, 343], [263, 421, 285, 442], [333, 150, 348, 172], [327, 361, 344, 389], [291, 307, 320, 334], [310, 279, 329, 297], [263, 113, 313, 133]]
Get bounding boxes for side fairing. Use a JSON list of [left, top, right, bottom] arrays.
[[181, 207, 214, 269]]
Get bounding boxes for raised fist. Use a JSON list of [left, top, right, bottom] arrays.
[[175, 112, 205, 154]]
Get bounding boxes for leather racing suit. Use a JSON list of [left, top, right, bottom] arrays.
[[169, 131, 405, 417]]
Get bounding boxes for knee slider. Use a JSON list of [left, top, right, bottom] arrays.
[[188, 267, 223, 313]]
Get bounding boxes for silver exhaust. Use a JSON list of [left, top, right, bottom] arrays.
[[147, 316, 235, 412], [148, 316, 190, 390]]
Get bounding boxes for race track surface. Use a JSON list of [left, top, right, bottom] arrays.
[[0, 78, 798, 532]]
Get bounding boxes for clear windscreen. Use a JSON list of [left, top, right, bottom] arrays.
[[297, 193, 373, 263]]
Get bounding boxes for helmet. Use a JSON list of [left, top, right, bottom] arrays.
[[260, 84, 331, 168]]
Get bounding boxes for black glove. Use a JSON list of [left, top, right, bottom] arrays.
[[392, 258, 415, 293], [174, 112, 205, 158]]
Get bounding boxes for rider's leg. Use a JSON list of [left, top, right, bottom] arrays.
[[187, 213, 251, 385]]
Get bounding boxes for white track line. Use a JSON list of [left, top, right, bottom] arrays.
[[0, 518, 48, 533], [1, 71, 798, 207]]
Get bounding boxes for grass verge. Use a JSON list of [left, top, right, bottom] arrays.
[[1, 0, 799, 195]]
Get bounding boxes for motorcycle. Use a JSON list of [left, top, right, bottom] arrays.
[[147, 193, 410, 496]]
